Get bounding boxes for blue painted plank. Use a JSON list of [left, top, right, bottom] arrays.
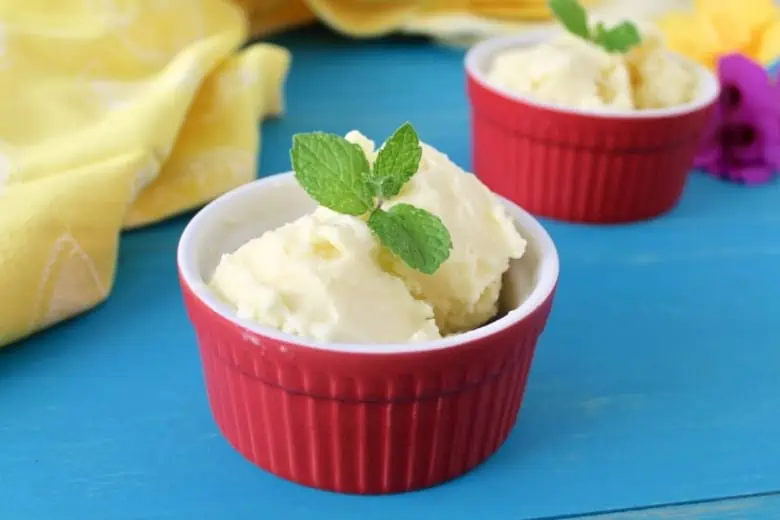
[[1, 27, 780, 520], [573, 492, 780, 519]]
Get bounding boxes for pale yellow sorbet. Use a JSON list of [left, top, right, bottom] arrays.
[[347, 131, 526, 335], [209, 131, 527, 344], [486, 33, 697, 110], [210, 207, 442, 344]]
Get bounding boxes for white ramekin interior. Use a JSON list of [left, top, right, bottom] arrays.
[[465, 31, 720, 119], [177, 172, 560, 354]]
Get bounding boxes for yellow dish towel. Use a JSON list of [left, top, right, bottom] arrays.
[[240, 0, 603, 37], [243, 0, 691, 44], [0, 0, 687, 348], [0, 0, 290, 346]]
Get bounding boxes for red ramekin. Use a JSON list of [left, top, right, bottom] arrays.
[[177, 172, 559, 494], [465, 33, 720, 224]]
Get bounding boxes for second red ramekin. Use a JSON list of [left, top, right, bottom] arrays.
[[465, 33, 720, 224], [177, 172, 559, 494]]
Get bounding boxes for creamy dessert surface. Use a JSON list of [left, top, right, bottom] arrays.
[[209, 131, 527, 344], [486, 33, 698, 110]]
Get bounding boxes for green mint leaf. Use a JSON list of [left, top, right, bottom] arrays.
[[369, 122, 423, 199], [367, 204, 452, 275], [549, 0, 641, 54], [548, 0, 590, 40], [290, 132, 374, 216], [593, 21, 607, 42], [593, 20, 641, 53]]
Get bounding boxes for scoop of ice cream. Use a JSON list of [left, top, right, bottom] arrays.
[[486, 32, 697, 110], [624, 34, 698, 109], [209, 208, 441, 344], [487, 33, 633, 110], [347, 131, 527, 335], [211, 130, 527, 344]]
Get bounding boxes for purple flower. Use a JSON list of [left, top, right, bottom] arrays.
[[695, 53, 780, 185]]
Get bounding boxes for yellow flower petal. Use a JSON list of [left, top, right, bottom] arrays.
[[657, 12, 721, 69], [756, 18, 780, 65], [695, 0, 777, 30], [694, 0, 780, 60], [658, 0, 780, 67]]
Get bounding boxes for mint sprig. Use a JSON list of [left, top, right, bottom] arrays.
[[369, 123, 422, 199], [291, 132, 374, 216], [367, 204, 452, 275], [290, 123, 453, 275], [549, 0, 590, 40], [593, 21, 641, 53], [548, 0, 641, 54]]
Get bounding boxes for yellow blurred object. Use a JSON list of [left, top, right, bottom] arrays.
[[658, 0, 780, 68], [0, 0, 290, 346], [757, 18, 780, 64], [240, 0, 576, 38], [242, 0, 691, 43], [233, 0, 315, 36]]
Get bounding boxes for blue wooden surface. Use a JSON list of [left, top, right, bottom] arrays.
[[2, 27, 780, 520]]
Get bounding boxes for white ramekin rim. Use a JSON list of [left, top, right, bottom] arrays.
[[177, 172, 560, 355], [464, 31, 720, 119]]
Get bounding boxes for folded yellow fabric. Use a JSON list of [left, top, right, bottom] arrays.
[[0, 0, 289, 346], [240, 0, 601, 37], [242, 0, 691, 44]]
